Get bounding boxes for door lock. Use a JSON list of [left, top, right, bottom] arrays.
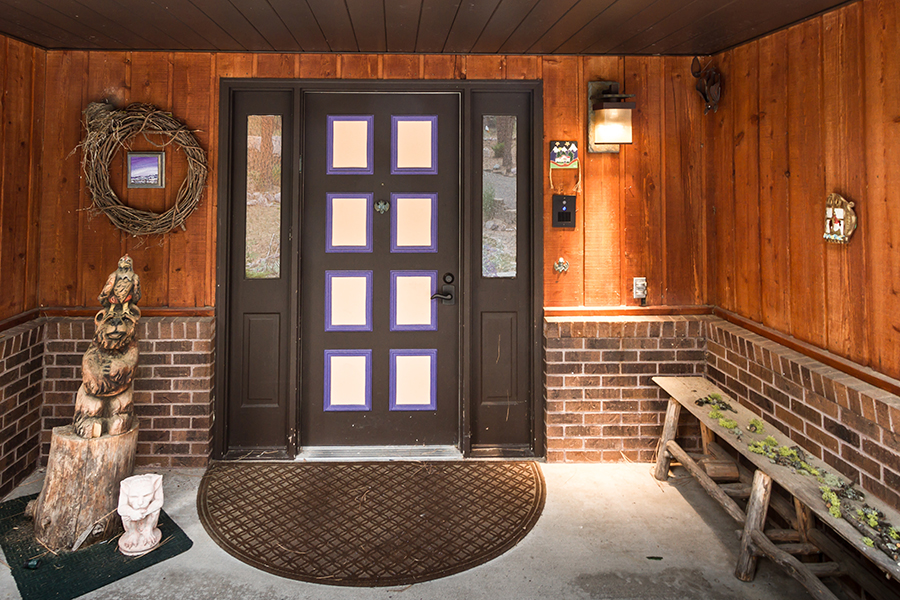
[[431, 284, 455, 305]]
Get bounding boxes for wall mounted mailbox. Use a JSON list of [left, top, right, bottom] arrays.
[[552, 194, 576, 228]]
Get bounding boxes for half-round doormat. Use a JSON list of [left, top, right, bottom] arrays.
[[197, 460, 545, 587]]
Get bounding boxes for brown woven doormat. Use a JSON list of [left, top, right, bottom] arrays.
[[197, 460, 545, 587]]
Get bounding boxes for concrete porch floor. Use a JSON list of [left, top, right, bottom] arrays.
[[1, 463, 816, 600]]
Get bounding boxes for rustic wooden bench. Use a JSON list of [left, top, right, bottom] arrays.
[[653, 376, 900, 600]]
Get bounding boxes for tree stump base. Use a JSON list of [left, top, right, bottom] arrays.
[[30, 423, 138, 551]]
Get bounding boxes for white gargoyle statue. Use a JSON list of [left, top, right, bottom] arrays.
[[117, 473, 164, 556]]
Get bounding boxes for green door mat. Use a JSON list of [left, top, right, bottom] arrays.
[[0, 493, 192, 600]]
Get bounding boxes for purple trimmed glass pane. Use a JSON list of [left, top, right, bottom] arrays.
[[325, 270, 373, 332], [326, 193, 373, 253], [391, 115, 438, 175], [324, 349, 372, 412], [389, 349, 437, 411], [327, 115, 374, 175], [390, 270, 438, 332], [390, 193, 437, 253]]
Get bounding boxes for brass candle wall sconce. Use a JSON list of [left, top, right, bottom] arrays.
[[824, 193, 858, 244]]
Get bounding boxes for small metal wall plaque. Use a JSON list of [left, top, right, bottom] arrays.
[[824, 193, 858, 244]]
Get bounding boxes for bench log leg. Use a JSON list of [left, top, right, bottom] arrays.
[[748, 530, 840, 600], [666, 440, 746, 524], [735, 469, 773, 581], [653, 399, 681, 481], [794, 497, 813, 544], [700, 422, 714, 456]]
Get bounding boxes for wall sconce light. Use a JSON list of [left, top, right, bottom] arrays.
[[588, 81, 636, 153]]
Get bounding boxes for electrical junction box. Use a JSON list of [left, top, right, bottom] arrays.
[[552, 194, 576, 228]]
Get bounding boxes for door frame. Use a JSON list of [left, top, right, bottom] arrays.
[[214, 79, 544, 459]]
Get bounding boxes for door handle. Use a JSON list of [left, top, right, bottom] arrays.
[[431, 284, 455, 306]]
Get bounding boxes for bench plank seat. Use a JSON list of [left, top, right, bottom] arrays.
[[653, 376, 900, 587]]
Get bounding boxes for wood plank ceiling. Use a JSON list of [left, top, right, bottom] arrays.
[[0, 0, 849, 55]]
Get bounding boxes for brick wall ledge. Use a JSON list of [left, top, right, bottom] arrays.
[[715, 308, 900, 398], [39, 306, 216, 318], [707, 319, 900, 510], [544, 306, 714, 317]]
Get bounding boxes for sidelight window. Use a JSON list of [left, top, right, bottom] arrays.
[[482, 115, 517, 278]]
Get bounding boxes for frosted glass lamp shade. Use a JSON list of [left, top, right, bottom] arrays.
[[592, 106, 633, 145]]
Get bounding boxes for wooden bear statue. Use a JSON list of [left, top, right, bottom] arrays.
[[73, 256, 142, 438]]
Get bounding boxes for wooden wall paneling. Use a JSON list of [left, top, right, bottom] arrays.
[[423, 55, 463, 79], [0, 37, 10, 319], [206, 54, 219, 310], [663, 55, 704, 306], [608, 0, 716, 55], [505, 55, 541, 80], [582, 56, 623, 306], [254, 54, 299, 78], [757, 30, 792, 333], [622, 56, 664, 305], [525, 0, 619, 54], [498, 0, 585, 54], [465, 55, 505, 80], [731, 42, 762, 322], [266, 0, 330, 52], [0, 1, 104, 50], [157, 1, 245, 52], [226, 0, 298, 52], [443, 0, 501, 52], [304, 3, 357, 52], [168, 53, 213, 307], [468, 0, 531, 54], [787, 19, 826, 348], [80, 52, 128, 307], [541, 56, 583, 307], [341, 55, 380, 79], [823, 4, 868, 365], [25, 47, 46, 313], [125, 52, 173, 307], [299, 54, 339, 79], [415, 1, 460, 53], [709, 51, 735, 311], [383, 55, 421, 79], [215, 53, 254, 79], [384, 0, 422, 52], [863, 0, 900, 378], [39, 51, 87, 308], [559, 0, 666, 54], [344, 0, 387, 52], [67, 0, 177, 51]]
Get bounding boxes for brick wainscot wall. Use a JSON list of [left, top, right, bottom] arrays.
[[544, 316, 710, 462], [707, 319, 900, 511], [544, 315, 900, 514], [0, 320, 44, 497], [5, 312, 898, 513], [41, 317, 215, 468]]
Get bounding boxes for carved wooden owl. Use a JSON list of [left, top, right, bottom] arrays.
[[99, 254, 142, 313]]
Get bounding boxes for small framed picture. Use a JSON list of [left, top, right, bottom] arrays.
[[127, 152, 165, 188]]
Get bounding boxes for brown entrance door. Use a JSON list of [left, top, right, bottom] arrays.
[[300, 91, 461, 447]]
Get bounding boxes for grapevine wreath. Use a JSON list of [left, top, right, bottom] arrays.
[[80, 102, 208, 236]]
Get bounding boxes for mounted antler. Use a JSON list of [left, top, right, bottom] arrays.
[[691, 57, 722, 114]]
